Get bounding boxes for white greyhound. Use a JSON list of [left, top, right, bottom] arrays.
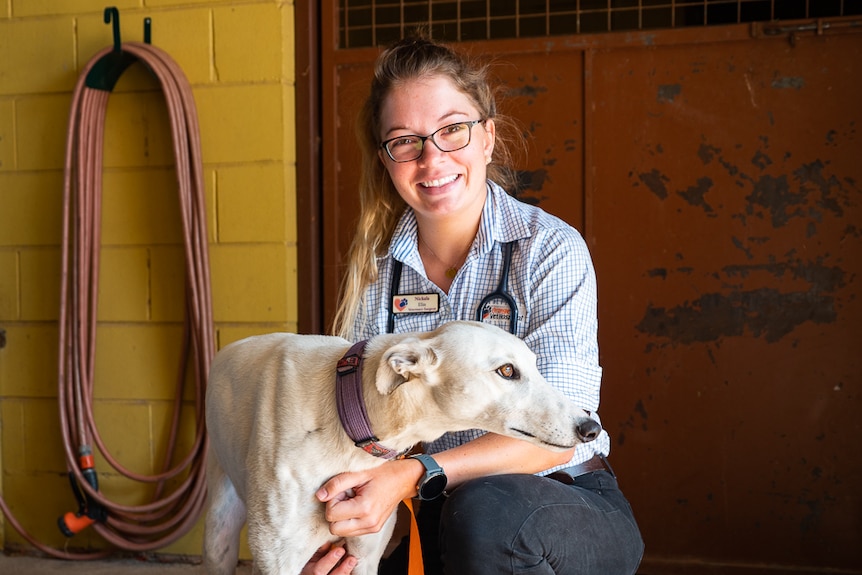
[[203, 320, 600, 574]]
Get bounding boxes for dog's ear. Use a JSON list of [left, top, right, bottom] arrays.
[[376, 340, 439, 395]]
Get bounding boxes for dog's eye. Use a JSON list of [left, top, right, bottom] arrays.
[[496, 364, 519, 380]]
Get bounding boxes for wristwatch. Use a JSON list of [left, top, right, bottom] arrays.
[[410, 453, 448, 500]]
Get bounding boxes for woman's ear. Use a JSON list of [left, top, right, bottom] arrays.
[[483, 118, 496, 161]]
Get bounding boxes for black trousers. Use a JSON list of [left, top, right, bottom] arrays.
[[381, 471, 643, 575]]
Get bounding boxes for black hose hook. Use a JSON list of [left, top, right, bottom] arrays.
[[105, 6, 121, 52], [84, 6, 152, 92]]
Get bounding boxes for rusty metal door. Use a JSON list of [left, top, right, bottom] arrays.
[[585, 23, 862, 574], [318, 10, 862, 573]]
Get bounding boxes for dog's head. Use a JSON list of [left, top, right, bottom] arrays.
[[373, 321, 601, 450]]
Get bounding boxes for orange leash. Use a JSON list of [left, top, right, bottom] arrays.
[[403, 498, 425, 575]]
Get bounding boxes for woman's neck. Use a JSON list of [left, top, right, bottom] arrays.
[[416, 216, 480, 291], [419, 224, 476, 264]]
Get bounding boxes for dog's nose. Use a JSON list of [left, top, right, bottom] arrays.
[[576, 418, 601, 443]]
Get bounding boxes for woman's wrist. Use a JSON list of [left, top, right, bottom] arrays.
[[397, 456, 427, 499]]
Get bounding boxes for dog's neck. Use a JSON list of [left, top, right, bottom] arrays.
[[335, 341, 409, 460]]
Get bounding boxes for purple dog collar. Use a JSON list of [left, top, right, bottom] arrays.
[[335, 341, 404, 460]]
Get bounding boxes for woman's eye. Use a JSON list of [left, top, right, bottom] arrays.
[[496, 364, 519, 380], [444, 123, 464, 134], [391, 136, 418, 148]]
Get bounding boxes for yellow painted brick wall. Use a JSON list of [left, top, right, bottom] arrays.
[[0, 0, 297, 558]]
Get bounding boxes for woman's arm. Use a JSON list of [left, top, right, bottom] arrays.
[[317, 433, 574, 538], [432, 432, 575, 488]]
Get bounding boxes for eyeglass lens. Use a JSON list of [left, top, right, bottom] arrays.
[[384, 121, 477, 162]]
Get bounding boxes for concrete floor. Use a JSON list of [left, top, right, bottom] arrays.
[[0, 553, 252, 574]]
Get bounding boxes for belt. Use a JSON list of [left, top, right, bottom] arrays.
[[546, 454, 615, 485]]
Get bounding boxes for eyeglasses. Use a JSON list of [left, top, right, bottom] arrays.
[[380, 120, 485, 163]]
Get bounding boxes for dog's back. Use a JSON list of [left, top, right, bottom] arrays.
[[207, 333, 352, 499]]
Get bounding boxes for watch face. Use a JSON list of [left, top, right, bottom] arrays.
[[420, 472, 448, 500]]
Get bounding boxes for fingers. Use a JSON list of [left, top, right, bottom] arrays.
[[325, 496, 394, 537], [328, 515, 382, 538], [325, 501, 369, 537], [303, 544, 357, 575], [316, 471, 364, 502], [317, 465, 410, 538], [330, 555, 358, 574]]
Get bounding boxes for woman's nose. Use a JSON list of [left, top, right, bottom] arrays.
[[417, 138, 446, 164]]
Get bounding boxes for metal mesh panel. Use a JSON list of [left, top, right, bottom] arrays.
[[339, 0, 862, 48]]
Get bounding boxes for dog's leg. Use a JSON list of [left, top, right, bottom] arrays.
[[203, 455, 247, 575], [344, 510, 398, 575], [247, 514, 329, 575]]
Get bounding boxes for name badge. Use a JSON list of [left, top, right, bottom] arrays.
[[392, 294, 440, 314]]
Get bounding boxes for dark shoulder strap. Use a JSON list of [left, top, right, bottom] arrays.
[[387, 259, 403, 334]]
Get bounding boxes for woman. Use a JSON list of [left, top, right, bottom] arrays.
[[307, 33, 643, 575]]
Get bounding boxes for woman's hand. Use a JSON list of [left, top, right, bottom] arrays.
[[316, 459, 423, 537], [301, 543, 357, 575]]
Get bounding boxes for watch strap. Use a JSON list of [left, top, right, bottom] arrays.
[[410, 453, 447, 500], [411, 453, 442, 473]]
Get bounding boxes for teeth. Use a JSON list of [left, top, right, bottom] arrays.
[[420, 174, 458, 188]]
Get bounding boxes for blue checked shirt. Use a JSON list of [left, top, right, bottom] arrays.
[[349, 180, 610, 474]]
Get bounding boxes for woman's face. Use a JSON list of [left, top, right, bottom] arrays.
[[378, 75, 495, 224]]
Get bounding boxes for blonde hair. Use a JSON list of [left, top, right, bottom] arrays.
[[331, 32, 522, 338]]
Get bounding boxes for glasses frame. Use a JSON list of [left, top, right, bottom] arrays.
[[379, 119, 485, 163]]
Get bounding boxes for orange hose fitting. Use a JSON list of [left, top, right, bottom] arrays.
[[58, 512, 96, 537]]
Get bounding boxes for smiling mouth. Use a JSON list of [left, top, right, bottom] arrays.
[[420, 174, 459, 188]]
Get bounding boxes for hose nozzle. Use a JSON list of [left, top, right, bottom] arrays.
[[58, 448, 106, 537]]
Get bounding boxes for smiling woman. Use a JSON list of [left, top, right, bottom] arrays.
[[374, 74, 493, 288], [321, 31, 645, 575]]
